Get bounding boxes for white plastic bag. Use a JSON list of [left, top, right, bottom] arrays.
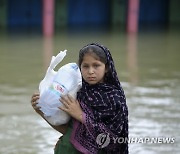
[[37, 50, 82, 125]]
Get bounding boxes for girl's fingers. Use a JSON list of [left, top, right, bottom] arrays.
[[67, 94, 75, 103], [60, 95, 71, 105], [32, 95, 40, 102], [32, 93, 39, 97], [32, 101, 41, 111], [36, 96, 40, 101], [59, 106, 68, 112], [32, 101, 38, 107], [31, 93, 39, 100], [61, 94, 75, 104], [60, 97, 69, 108], [75, 100, 79, 105]]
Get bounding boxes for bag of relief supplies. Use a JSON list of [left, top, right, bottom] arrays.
[[37, 50, 82, 125]]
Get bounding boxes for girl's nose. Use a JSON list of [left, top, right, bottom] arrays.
[[88, 67, 94, 74]]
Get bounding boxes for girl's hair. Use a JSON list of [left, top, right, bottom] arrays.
[[78, 44, 107, 66]]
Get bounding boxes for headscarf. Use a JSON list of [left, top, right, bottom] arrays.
[[70, 43, 128, 154]]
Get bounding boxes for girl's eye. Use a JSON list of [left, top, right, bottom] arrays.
[[82, 65, 88, 68], [94, 64, 100, 68]]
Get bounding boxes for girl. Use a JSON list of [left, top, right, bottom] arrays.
[[31, 43, 128, 154]]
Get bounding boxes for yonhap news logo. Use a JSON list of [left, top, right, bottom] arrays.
[[96, 133, 110, 148], [96, 133, 175, 148]]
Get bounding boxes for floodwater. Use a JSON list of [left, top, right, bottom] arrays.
[[0, 29, 180, 154]]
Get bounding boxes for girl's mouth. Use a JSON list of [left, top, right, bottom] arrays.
[[87, 77, 96, 81]]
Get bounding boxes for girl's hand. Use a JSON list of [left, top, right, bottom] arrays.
[[31, 93, 68, 134], [31, 93, 43, 116], [59, 95, 83, 123]]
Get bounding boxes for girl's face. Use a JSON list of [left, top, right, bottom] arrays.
[[80, 53, 107, 85]]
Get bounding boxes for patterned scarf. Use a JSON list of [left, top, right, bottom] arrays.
[[70, 43, 128, 154]]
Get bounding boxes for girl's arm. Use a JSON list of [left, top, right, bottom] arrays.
[[38, 109, 68, 134], [31, 93, 68, 134]]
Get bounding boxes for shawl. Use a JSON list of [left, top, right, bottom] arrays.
[[70, 43, 128, 154]]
